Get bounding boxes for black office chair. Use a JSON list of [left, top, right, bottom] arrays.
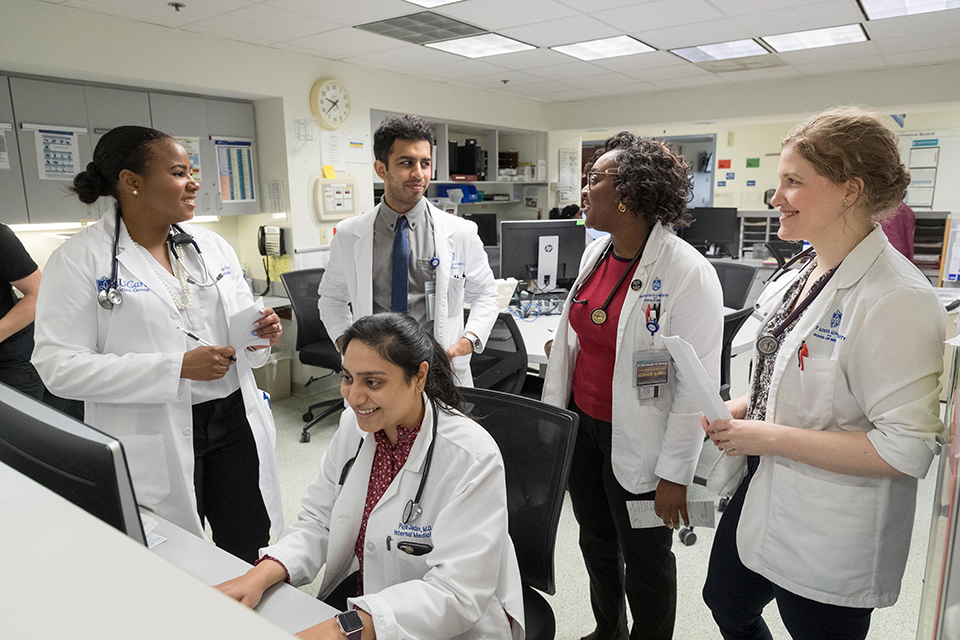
[[459, 387, 579, 640], [709, 261, 758, 310], [279, 269, 344, 443], [719, 307, 753, 401], [468, 312, 528, 395]]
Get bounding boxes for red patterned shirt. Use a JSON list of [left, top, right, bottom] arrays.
[[354, 420, 422, 593]]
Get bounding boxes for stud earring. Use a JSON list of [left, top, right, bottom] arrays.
[[842, 198, 847, 206], [618, 202, 626, 212], [133, 190, 139, 196]]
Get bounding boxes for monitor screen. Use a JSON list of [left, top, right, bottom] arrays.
[[680, 207, 740, 256], [500, 219, 588, 290], [462, 212, 498, 247], [0, 383, 146, 545]]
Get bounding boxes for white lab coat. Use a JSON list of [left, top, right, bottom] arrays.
[[708, 225, 945, 608], [318, 201, 499, 386], [542, 223, 724, 492], [262, 396, 525, 640], [32, 209, 284, 538]]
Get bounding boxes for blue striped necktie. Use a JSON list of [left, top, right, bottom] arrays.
[[391, 215, 409, 313]]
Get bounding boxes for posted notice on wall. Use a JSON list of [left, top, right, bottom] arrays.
[[559, 147, 579, 202], [176, 136, 202, 182], [214, 138, 256, 202], [0, 127, 10, 170], [35, 129, 80, 180]]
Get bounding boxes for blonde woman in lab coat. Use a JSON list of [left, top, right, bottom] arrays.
[[217, 312, 524, 640], [702, 107, 946, 640], [32, 126, 284, 562]]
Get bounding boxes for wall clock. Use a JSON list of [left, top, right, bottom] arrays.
[[310, 78, 351, 130]]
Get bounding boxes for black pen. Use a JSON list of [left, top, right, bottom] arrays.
[[176, 326, 237, 361]]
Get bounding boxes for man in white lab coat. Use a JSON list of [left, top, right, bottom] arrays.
[[319, 115, 499, 386]]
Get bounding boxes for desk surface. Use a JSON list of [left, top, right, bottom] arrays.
[[0, 463, 296, 639]]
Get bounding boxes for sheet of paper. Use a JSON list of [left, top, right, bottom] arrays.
[[35, 128, 80, 180], [175, 136, 202, 182], [215, 139, 256, 202], [626, 500, 716, 529], [344, 132, 370, 164], [909, 147, 939, 168], [320, 130, 346, 172], [0, 129, 10, 170], [146, 531, 167, 549], [139, 513, 159, 535], [661, 335, 732, 422], [230, 297, 270, 351]]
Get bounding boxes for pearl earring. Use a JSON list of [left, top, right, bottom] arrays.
[[842, 198, 847, 206], [133, 190, 139, 196]]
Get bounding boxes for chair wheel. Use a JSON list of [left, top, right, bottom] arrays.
[[300, 431, 311, 443], [679, 527, 697, 546], [719, 496, 730, 512], [302, 412, 313, 422]]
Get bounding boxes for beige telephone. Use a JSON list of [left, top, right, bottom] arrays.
[[310, 171, 358, 221]]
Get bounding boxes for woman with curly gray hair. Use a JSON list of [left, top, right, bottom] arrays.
[[542, 132, 724, 640]]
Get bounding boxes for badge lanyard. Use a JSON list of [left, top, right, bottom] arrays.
[[572, 233, 649, 326], [756, 262, 839, 356]]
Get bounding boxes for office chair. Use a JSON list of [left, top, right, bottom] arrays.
[[709, 260, 758, 310], [468, 312, 528, 395], [459, 387, 578, 640], [279, 269, 344, 444], [720, 307, 753, 402]]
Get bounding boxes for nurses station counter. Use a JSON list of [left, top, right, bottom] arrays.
[[0, 462, 335, 639]]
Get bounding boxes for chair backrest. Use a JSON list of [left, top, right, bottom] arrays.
[[720, 307, 753, 400], [710, 261, 758, 310], [279, 269, 334, 352], [458, 387, 579, 596], [469, 312, 528, 395], [483, 246, 500, 279]]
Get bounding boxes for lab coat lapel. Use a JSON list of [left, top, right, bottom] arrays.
[[352, 207, 378, 318], [110, 212, 179, 313], [619, 223, 665, 330], [432, 207, 455, 343], [376, 394, 435, 511], [325, 432, 376, 583]]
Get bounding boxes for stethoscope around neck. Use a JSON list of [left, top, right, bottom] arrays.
[[338, 397, 439, 525], [98, 210, 224, 310]]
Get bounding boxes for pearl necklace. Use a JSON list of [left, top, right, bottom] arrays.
[[135, 241, 192, 310]]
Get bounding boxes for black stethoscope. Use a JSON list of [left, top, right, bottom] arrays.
[[571, 233, 649, 325], [338, 398, 439, 526], [98, 211, 224, 310]]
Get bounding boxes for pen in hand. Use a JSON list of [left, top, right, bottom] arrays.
[[177, 326, 237, 362]]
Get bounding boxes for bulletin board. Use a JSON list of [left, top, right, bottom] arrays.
[[899, 129, 960, 212]]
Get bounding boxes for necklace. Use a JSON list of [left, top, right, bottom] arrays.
[[135, 241, 192, 310]]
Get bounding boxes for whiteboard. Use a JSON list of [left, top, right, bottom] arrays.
[[899, 129, 960, 213]]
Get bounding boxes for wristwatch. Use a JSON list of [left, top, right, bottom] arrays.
[[463, 331, 481, 353], [336, 610, 363, 640]]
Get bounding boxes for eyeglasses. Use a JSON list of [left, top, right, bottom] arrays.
[[584, 170, 618, 189]]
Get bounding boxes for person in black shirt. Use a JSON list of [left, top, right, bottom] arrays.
[[0, 223, 43, 399]]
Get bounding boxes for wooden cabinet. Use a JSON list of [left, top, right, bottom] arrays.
[[0, 76, 28, 224]]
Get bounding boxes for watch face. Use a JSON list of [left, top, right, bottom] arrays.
[[337, 610, 363, 634], [316, 80, 350, 128]]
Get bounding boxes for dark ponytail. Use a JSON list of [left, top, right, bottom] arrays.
[[341, 313, 465, 415], [71, 125, 171, 204]]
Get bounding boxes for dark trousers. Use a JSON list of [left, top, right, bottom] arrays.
[[0, 359, 44, 400], [192, 389, 271, 565], [568, 398, 676, 640], [702, 457, 873, 640]]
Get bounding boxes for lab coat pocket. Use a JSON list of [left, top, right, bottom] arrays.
[[118, 434, 171, 508], [764, 463, 880, 594], [777, 357, 838, 424], [446, 277, 466, 317]]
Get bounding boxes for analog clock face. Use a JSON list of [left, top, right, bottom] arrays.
[[311, 79, 350, 130]]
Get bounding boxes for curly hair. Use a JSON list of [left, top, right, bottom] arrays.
[[783, 106, 910, 222], [585, 132, 693, 228], [373, 114, 434, 166]]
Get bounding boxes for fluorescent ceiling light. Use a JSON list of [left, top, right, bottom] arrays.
[[405, 0, 464, 7], [763, 24, 867, 52], [860, 0, 960, 20], [551, 35, 655, 61], [426, 33, 535, 58], [671, 38, 768, 63]]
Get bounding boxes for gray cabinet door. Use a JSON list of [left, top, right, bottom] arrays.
[[0, 77, 28, 224], [205, 99, 260, 216], [10, 77, 98, 223], [149, 92, 218, 215], [84, 86, 152, 218]]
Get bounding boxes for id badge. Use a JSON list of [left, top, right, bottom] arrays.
[[425, 280, 436, 322], [634, 349, 671, 400]]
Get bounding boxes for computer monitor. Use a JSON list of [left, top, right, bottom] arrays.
[[500, 219, 588, 291], [0, 383, 146, 545], [462, 212, 498, 247], [680, 207, 740, 257]]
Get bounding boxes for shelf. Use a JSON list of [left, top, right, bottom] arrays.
[[432, 180, 547, 186]]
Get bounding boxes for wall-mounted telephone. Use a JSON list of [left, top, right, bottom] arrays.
[[258, 225, 286, 256]]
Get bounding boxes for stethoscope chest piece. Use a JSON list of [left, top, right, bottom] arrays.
[[756, 334, 779, 356], [98, 287, 123, 310], [402, 499, 422, 524]]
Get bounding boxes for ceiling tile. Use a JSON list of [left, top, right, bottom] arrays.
[[735, 1, 864, 35], [589, 50, 688, 72], [416, 58, 512, 79], [707, 0, 833, 17], [182, 4, 339, 44], [555, 0, 649, 10], [594, 0, 725, 32], [875, 30, 960, 55], [794, 55, 888, 75], [484, 47, 579, 69], [864, 8, 960, 39], [635, 18, 754, 50], [650, 74, 726, 89], [284, 26, 409, 58], [340, 44, 462, 69], [497, 79, 579, 95], [563, 72, 634, 88], [536, 88, 602, 102], [262, 0, 415, 26], [884, 46, 960, 67], [713, 65, 802, 82], [436, 0, 578, 30], [774, 40, 880, 64], [623, 63, 712, 81], [527, 61, 603, 79], [273, 42, 339, 59], [63, 0, 257, 27], [463, 70, 548, 87], [593, 81, 661, 95], [497, 15, 622, 48]]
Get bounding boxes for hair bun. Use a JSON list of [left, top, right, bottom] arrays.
[[71, 161, 110, 204]]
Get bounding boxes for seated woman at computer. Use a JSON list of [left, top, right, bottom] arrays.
[[541, 133, 723, 640], [31, 126, 284, 564], [216, 313, 524, 640]]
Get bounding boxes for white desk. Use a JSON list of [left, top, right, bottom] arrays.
[[0, 462, 298, 639], [147, 511, 337, 634]]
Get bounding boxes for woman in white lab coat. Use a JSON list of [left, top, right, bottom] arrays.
[[541, 133, 723, 640], [216, 312, 525, 640], [32, 126, 284, 562], [701, 107, 946, 640]]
